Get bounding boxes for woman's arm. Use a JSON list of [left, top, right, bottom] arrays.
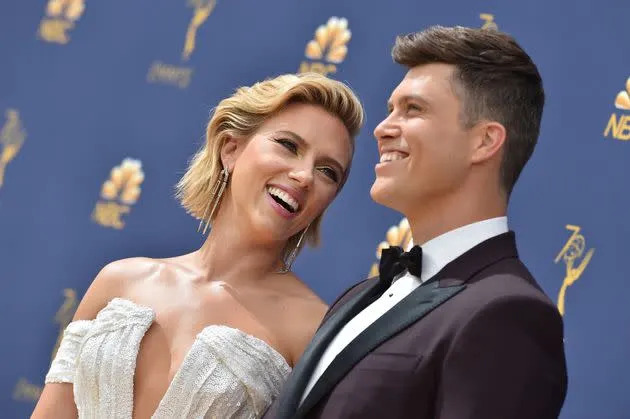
[[31, 261, 128, 418]]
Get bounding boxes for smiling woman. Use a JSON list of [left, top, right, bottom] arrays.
[[178, 73, 363, 262], [31, 73, 364, 419]]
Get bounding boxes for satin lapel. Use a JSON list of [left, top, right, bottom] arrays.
[[275, 278, 387, 419], [296, 280, 465, 417]]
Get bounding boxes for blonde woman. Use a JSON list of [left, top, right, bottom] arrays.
[[32, 73, 364, 419]]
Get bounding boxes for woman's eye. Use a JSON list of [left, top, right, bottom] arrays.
[[318, 166, 339, 183], [276, 138, 298, 153]]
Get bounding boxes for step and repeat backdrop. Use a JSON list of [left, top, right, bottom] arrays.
[[1, 1, 627, 418]]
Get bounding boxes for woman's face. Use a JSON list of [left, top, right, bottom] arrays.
[[221, 103, 353, 245]]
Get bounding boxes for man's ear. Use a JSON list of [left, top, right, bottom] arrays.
[[470, 121, 506, 164]]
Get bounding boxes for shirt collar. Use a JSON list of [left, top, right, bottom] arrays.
[[406, 216, 509, 283]]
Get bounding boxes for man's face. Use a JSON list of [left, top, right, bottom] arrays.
[[371, 63, 473, 214]]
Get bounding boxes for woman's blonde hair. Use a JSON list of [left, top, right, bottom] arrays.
[[176, 72, 364, 263]]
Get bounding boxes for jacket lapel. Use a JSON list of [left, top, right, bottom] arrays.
[[275, 278, 387, 419], [295, 279, 465, 417]]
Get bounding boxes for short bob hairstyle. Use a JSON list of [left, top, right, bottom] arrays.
[[176, 72, 364, 263]]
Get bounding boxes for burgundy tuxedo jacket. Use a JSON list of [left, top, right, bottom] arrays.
[[264, 232, 568, 419]]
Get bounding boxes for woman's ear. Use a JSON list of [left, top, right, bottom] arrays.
[[220, 135, 244, 172]]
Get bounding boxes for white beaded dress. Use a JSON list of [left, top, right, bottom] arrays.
[[45, 298, 291, 418]]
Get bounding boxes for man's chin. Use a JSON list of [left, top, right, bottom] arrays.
[[370, 180, 401, 210]]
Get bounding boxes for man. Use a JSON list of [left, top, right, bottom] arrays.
[[264, 25, 567, 419]]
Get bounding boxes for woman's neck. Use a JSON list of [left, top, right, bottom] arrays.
[[194, 210, 287, 284]]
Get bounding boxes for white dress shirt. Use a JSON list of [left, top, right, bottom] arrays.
[[300, 216, 509, 403]]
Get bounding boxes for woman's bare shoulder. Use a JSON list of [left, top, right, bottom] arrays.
[[272, 273, 327, 310], [270, 274, 328, 363], [72, 257, 164, 321]]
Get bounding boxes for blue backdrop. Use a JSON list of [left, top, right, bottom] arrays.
[[1, 1, 628, 418]]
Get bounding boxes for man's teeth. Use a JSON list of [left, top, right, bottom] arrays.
[[380, 151, 408, 163], [267, 186, 299, 212]]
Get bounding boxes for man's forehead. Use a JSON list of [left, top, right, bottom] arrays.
[[389, 64, 455, 102], [406, 62, 455, 78]]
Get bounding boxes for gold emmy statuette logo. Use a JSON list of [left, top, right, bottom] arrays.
[[91, 158, 145, 230], [38, 0, 86, 45], [182, 0, 217, 61], [51, 289, 78, 360], [147, 0, 218, 89], [368, 218, 413, 277], [0, 109, 26, 190], [299, 17, 351, 77], [13, 289, 78, 403], [554, 225, 594, 316], [480, 13, 498, 30], [604, 76, 630, 141]]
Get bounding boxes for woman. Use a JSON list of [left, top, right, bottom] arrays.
[[32, 72, 364, 418]]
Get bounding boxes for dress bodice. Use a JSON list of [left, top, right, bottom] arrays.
[[45, 298, 291, 418]]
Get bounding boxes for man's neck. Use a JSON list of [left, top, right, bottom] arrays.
[[405, 192, 507, 246]]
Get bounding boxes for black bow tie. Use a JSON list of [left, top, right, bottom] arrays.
[[379, 245, 423, 285]]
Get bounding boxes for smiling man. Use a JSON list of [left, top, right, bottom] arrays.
[[264, 26, 568, 419]]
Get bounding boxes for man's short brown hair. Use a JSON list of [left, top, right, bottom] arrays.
[[392, 25, 544, 196]]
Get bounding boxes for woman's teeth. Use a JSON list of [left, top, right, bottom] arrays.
[[267, 186, 299, 213]]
